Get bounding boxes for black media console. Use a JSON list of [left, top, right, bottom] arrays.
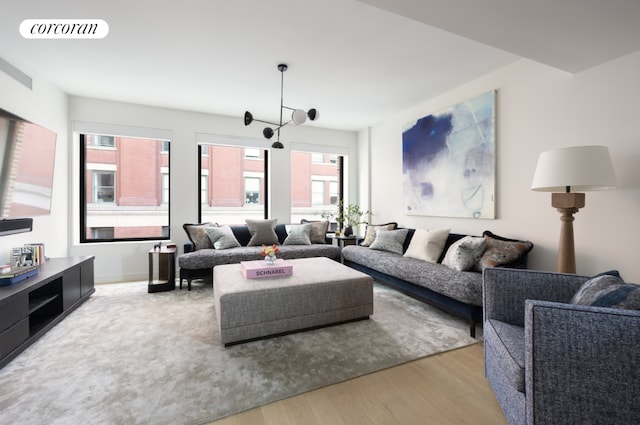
[[0, 256, 95, 369]]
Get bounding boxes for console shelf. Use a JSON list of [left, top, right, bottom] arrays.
[[0, 256, 94, 369]]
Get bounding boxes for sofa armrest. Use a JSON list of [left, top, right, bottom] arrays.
[[483, 268, 588, 326], [525, 300, 640, 424], [183, 242, 196, 253]]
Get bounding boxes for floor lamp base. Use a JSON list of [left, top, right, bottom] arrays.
[[552, 192, 585, 274]]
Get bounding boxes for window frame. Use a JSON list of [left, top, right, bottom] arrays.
[[197, 141, 269, 223], [79, 133, 171, 243]]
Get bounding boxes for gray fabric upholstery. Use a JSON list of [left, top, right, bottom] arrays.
[[342, 245, 483, 306], [179, 244, 341, 270], [483, 268, 640, 425], [214, 257, 373, 345]]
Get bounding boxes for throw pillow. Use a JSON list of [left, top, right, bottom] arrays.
[[570, 273, 640, 310], [204, 225, 241, 250], [403, 228, 450, 263], [301, 219, 330, 244], [369, 228, 409, 255], [284, 224, 312, 245], [474, 231, 533, 271], [183, 222, 218, 250], [442, 236, 487, 271], [246, 218, 278, 246], [360, 222, 398, 247]]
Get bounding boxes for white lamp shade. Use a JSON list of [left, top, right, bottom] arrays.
[[531, 145, 617, 192], [291, 109, 307, 125]]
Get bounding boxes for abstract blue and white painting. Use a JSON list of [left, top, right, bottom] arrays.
[[402, 90, 495, 219]]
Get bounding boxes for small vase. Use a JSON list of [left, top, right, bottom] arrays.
[[344, 226, 353, 237], [265, 254, 277, 265]]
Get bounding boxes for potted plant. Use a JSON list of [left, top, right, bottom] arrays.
[[323, 200, 371, 236]]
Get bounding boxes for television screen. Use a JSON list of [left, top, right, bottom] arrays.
[[0, 108, 57, 218]]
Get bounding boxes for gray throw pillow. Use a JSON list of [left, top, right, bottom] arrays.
[[369, 228, 409, 255], [442, 236, 486, 271], [571, 274, 640, 310], [204, 225, 241, 250], [246, 218, 278, 246], [360, 222, 397, 247], [284, 224, 312, 245]]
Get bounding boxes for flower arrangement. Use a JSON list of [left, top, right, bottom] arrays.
[[261, 244, 279, 264]]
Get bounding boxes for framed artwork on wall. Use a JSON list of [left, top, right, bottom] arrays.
[[402, 90, 496, 219]]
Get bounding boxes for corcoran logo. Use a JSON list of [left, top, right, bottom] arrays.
[[20, 19, 109, 39]]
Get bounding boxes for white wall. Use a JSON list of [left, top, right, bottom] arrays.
[[0, 64, 69, 265], [364, 53, 640, 281], [68, 97, 358, 283]]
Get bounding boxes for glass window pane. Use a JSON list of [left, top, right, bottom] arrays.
[[81, 134, 170, 242], [200, 144, 266, 224], [291, 150, 343, 224]]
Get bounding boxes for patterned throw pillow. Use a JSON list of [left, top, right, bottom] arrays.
[[571, 273, 640, 310], [369, 228, 409, 255], [183, 222, 218, 250], [246, 218, 278, 246], [301, 220, 329, 244], [284, 224, 312, 245], [403, 228, 450, 263], [474, 231, 533, 271], [204, 225, 241, 250], [360, 222, 398, 247], [442, 236, 486, 271]]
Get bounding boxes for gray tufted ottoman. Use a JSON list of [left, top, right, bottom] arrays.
[[213, 257, 374, 346]]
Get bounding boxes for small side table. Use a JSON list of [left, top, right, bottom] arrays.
[[148, 246, 176, 293], [332, 235, 362, 248]]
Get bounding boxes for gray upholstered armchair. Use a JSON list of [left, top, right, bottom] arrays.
[[483, 267, 640, 425]]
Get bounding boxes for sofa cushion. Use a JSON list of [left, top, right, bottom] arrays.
[[301, 219, 329, 244], [370, 228, 409, 255], [475, 231, 533, 271], [360, 222, 397, 247], [403, 228, 450, 263], [284, 224, 312, 245], [442, 236, 486, 271], [485, 319, 526, 393], [342, 245, 484, 306], [179, 244, 342, 269], [183, 222, 217, 250], [570, 274, 640, 310], [246, 219, 278, 246], [205, 225, 241, 250]]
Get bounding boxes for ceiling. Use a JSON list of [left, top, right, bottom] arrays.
[[1, 0, 639, 132]]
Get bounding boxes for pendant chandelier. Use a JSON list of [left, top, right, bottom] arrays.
[[243, 63, 319, 149]]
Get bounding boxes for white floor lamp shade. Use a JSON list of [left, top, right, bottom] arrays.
[[531, 145, 616, 273]]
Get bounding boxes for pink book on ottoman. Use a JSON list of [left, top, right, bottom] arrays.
[[240, 259, 293, 279]]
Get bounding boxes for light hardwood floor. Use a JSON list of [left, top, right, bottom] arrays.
[[206, 343, 507, 425]]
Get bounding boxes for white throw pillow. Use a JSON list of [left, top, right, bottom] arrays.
[[403, 228, 450, 263]]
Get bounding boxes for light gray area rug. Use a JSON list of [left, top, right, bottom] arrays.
[[0, 280, 478, 425]]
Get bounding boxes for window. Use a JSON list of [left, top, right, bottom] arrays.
[[93, 171, 115, 203], [244, 148, 260, 159], [311, 180, 324, 205], [162, 173, 169, 204], [290, 149, 343, 223], [200, 173, 208, 205], [91, 134, 115, 148], [80, 133, 170, 242], [91, 227, 114, 239], [199, 143, 267, 225], [245, 177, 261, 204]]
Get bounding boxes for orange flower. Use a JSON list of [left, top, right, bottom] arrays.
[[261, 244, 279, 257]]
